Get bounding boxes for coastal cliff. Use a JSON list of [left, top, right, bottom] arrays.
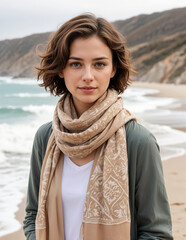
[[0, 7, 185, 83]]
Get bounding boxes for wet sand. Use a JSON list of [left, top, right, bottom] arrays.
[[163, 154, 186, 240], [0, 195, 26, 240]]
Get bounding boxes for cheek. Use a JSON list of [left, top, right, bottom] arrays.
[[64, 79, 73, 91], [103, 70, 114, 89], [104, 67, 115, 78], [101, 70, 113, 83], [63, 77, 72, 92], [99, 76, 110, 90], [63, 72, 78, 86]]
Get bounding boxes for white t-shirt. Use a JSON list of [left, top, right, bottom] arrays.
[[61, 155, 94, 240]]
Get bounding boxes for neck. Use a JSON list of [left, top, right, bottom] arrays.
[[72, 99, 94, 117]]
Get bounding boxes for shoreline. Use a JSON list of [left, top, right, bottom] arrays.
[[1, 81, 186, 239], [0, 194, 26, 240]]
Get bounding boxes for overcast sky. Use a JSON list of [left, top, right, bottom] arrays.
[[0, 0, 185, 41]]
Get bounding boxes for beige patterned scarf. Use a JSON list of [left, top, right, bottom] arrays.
[[36, 89, 134, 240]]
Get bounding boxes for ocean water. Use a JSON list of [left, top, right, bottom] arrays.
[[0, 77, 59, 237], [0, 76, 186, 237]]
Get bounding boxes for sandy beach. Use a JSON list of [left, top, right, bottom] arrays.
[[1, 82, 186, 240], [133, 82, 186, 100]]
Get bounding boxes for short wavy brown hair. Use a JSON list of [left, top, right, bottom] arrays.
[[36, 13, 136, 95]]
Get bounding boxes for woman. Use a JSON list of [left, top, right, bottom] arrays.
[[23, 14, 173, 240]]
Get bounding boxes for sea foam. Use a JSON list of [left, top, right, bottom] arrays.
[[0, 77, 36, 85], [5, 93, 49, 98]]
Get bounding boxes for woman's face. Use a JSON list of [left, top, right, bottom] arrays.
[[59, 35, 116, 116]]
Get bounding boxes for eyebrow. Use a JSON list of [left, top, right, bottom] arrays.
[[68, 56, 109, 60]]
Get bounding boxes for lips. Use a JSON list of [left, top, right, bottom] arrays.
[[78, 86, 97, 93], [79, 86, 96, 90]]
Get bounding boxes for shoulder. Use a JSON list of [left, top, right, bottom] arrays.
[[31, 121, 53, 163], [35, 121, 52, 138], [125, 120, 160, 165], [125, 120, 158, 148], [34, 121, 53, 147], [125, 120, 161, 171]]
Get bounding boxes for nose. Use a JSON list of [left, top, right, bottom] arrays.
[[82, 66, 94, 82]]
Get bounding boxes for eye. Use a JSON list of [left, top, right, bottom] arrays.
[[70, 62, 81, 68], [95, 62, 106, 68]]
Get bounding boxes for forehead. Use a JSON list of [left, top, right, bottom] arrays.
[[69, 36, 112, 58]]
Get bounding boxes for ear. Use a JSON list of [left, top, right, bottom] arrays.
[[111, 65, 116, 78], [59, 72, 64, 78]]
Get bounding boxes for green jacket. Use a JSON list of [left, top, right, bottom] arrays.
[[23, 120, 173, 239]]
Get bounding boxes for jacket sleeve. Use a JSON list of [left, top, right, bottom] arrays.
[[23, 122, 52, 240], [135, 131, 173, 239]]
